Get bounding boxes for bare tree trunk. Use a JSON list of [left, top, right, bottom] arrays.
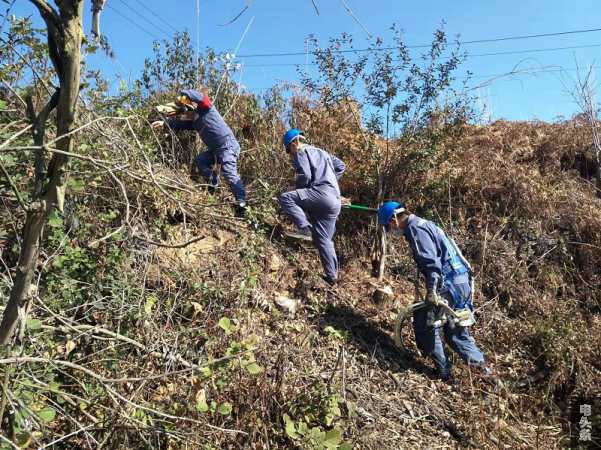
[[376, 157, 386, 280], [367, 137, 387, 280], [597, 162, 601, 198], [595, 143, 601, 199], [588, 126, 601, 199], [0, 0, 84, 345]]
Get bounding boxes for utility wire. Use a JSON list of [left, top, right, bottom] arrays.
[[464, 42, 601, 59], [118, 0, 173, 39], [130, 0, 180, 34], [236, 27, 601, 58], [243, 66, 601, 91], [117, 0, 199, 46], [102, 6, 600, 82], [462, 66, 601, 79], [241, 42, 601, 68], [106, 4, 162, 41]]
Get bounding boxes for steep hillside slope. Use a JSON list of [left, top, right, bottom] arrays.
[[2, 94, 601, 448]]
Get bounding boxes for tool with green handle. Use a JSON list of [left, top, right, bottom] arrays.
[[341, 204, 379, 214]]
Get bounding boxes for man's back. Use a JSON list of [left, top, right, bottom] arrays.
[[293, 146, 345, 197], [170, 89, 236, 152], [191, 105, 235, 151], [404, 215, 463, 289]]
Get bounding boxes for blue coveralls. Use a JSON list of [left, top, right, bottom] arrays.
[[403, 214, 487, 377], [166, 89, 247, 202], [279, 146, 346, 281]]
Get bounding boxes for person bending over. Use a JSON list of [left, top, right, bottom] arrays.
[[378, 202, 500, 386], [153, 89, 247, 214]]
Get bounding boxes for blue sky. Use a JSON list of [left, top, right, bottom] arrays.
[[10, 0, 601, 122]]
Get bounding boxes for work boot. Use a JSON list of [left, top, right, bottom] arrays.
[[235, 201, 248, 216], [285, 227, 312, 242], [321, 275, 337, 287], [207, 185, 221, 195], [471, 362, 503, 389], [440, 371, 453, 383]]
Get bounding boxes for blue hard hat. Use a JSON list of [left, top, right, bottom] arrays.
[[283, 129, 304, 151], [378, 202, 404, 232]]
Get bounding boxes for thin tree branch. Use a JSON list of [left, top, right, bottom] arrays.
[[310, 0, 320, 14], [0, 356, 249, 435], [0, 434, 19, 450], [0, 345, 11, 428], [0, 126, 33, 150], [26, 91, 61, 198], [38, 425, 95, 449], [28, 0, 64, 78], [0, 159, 28, 212], [339, 0, 371, 37], [427, 64, 550, 123], [214, 16, 255, 103], [134, 234, 207, 249], [0, 78, 28, 111], [46, 115, 132, 147], [0, 121, 26, 136], [41, 322, 194, 367], [217, 0, 254, 26], [87, 225, 126, 248], [0, 36, 54, 94], [0, 0, 17, 37], [0, 145, 199, 198]]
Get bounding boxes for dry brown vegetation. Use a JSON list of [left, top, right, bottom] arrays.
[[1, 18, 601, 448], [5, 97, 601, 448]]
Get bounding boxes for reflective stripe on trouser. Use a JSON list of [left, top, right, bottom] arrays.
[[279, 188, 341, 281], [194, 151, 247, 202], [413, 277, 486, 376]]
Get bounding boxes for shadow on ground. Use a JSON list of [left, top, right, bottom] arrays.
[[319, 302, 434, 378]]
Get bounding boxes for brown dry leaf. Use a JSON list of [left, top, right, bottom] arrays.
[[65, 340, 77, 356], [196, 389, 206, 404]]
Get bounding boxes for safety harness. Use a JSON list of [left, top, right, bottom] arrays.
[[440, 232, 472, 311]]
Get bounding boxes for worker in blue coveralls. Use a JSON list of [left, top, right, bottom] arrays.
[[378, 202, 500, 386], [279, 129, 346, 286], [152, 89, 248, 214]]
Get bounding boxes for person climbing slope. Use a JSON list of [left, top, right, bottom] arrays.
[[378, 202, 500, 386], [152, 89, 248, 215], [279, 129, 346, 286]]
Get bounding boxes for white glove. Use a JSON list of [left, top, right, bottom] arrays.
[[151, 120, 165, 130]]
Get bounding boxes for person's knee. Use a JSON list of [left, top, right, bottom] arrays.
[[319, 241, 335, 254], [279, 192, 295, 208], [220, 161, 240, 180], [278, 193, 288, 208]]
